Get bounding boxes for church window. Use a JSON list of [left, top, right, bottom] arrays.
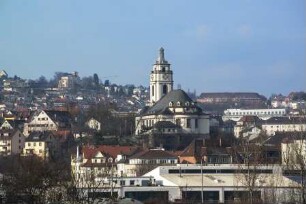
[[187, 119, 191, 128], [152, 85, 154, 96], [176, 119, 181, 126], [162, 67, 166, 72], [163, 85, 167, 94]]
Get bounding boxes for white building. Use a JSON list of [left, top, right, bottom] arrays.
[[149, 47, 173, 104], [117, 149, 178, 177], [86, 118, 101, 131], [74, 165, 302, 203], [135, 48, 210, 139], [23, 110, 71, 136], [261, 116, 306, 136], [223, 108, 286, 121], [58, 72, 79, 89], [282, 136, 306, 165]]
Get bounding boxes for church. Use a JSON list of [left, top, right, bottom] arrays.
[[135, 48, 210, 149]]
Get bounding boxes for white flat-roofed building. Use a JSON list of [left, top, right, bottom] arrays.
[[74, 164, 302, 203], [223, 108, 286, 121]]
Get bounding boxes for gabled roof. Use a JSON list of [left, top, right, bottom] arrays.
[[44, 110, 71, 123], [179, 139, 232, 158], [129, 149, 177, 160], [82, 145, 140, 160], [3, 119, 25, 129], [26, 131, 53, 142], [238, 115, 261, 123], [179, 139, 205, 157]]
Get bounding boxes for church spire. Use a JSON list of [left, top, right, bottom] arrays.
[[150, 47, 173, 104]]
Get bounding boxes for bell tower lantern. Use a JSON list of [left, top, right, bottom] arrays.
[[150, 47, 173, 104]]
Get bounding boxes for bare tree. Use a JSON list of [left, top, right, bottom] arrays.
[[233, 138, 265, 204], [0, 156, 70, 203], [282, 131, 306, 203]]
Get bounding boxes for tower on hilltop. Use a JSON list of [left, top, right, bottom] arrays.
[[150, 47, 173, 104]]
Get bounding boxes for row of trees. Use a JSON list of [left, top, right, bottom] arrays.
[[75, 101, 135, 145], [27, 72, 102, 90], [0, 155, 115, 203]]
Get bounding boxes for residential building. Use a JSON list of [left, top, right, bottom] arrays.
[[23, 110, 71, 136], [71, 145, 139, 182], [178, 139, 233, 165], [117, 148, 178, 177], [261, 116, 306, 136], [23, 131, 58, 159], [0, 129, 25, 156], [0, 119, 25, 131], [281, 133, 306, 165], [233, 116, 262, 138], [86, 118, 101, 131]]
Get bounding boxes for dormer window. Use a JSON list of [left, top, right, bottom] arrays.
[[185, 102, 190, 106], [177, 101, 181, 106], [108, 158, 113, 163], [169, 101, 173, 107]]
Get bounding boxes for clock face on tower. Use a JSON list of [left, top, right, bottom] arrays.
[[163, 74, 169, 80]]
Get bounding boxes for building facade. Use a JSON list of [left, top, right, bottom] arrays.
[[23, 110, 71, 136], [261, 117, 306, 136], [135, 48, 210, 149], [150, 47, 173, 104], [0, 129, 25, 156], [223, 108, 286, 121]]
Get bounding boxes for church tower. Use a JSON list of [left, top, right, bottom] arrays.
[[150, 47, 173, 104]]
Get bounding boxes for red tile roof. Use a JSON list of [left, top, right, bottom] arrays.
[[82, 145, 140, 160], [129, 149, 177, 159]]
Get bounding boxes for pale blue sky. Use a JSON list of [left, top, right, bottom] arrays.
[[0, 0, 305, 96]]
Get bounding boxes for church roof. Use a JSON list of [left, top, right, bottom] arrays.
[[143, 89, 203, 115], [153, 121, 181, 129]]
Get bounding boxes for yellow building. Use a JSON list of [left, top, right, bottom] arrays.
[[23, 132, 57, 159]]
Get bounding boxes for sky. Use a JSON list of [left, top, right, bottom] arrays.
[[0, 0, 305, 97]]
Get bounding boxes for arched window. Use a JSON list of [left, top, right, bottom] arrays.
[[162, 67, 166, 72], [163, 85, 167, 94], [152, 85, 154, 96]]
